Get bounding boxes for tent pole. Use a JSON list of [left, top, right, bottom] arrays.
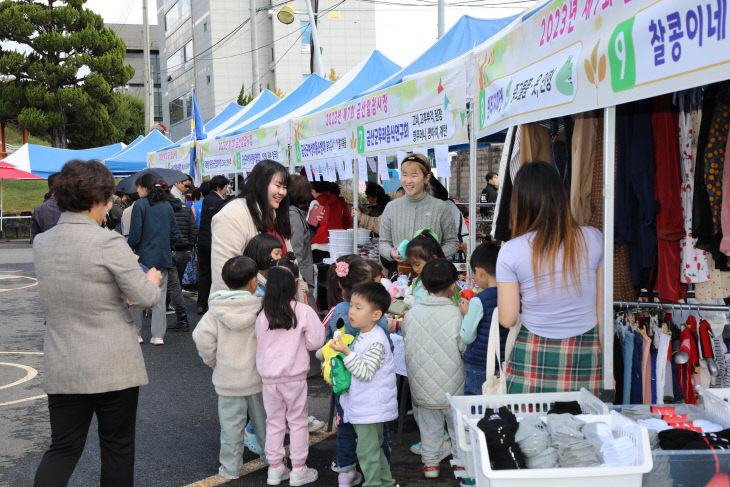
[[1, 177, 4, 233], [467, 102, 477, 277], [353, 157, 358, 255], [601, 106, 616, 401]]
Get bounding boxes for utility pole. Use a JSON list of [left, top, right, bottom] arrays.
[[305, 0, 324, 75], [250, 0, 260, 96], [437, 0, 445, 38], [142, 0, 153, 133], [310, 0, 319, 74]]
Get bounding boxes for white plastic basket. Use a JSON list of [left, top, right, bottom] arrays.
[[696, 387, 730, 421], [463, 411, 652, 487], [447, 390, 609, 479]]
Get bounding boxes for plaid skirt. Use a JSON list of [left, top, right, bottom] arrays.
[[506, 325, 602, 396]]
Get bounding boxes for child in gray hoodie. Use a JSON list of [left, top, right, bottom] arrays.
[[192, 255, 266, 480]]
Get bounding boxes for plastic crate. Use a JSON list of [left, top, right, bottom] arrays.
[[697, 386, 730, 420], [446, 389, 609, 479], [462, 411, 652, 487], [612, 403, 730, 486]]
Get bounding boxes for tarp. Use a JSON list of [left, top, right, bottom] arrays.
[[205, 90, 281, 138], [368, 15, 518, 93], [214, 74, 334, 138], [1, 142, 126, 179], [105, 130, 172, 176], [475, 0, 730, 137]]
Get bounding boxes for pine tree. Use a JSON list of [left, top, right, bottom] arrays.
[[0, 0, 136, 148]]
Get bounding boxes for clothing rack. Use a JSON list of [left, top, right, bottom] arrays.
[[613, 301, 730, 312]]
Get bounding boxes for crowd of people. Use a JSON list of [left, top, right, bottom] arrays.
[[29, 155, 604, 487]]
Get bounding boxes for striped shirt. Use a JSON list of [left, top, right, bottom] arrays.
[[342, 335, 386, 382]]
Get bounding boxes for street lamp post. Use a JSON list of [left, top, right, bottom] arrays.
[[277, 1, 324, 76]]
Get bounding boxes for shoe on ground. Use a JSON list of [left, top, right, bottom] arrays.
[[166, 305, 175, 315], [338, 469, 362, 487], [138, 335, 143, 344], [266, 463, 290, 485], [150, 337, 164, 346], [290, 466, 318, 486], [410, 442, 421, 455], [218, 466, 240, 480], [244, 430, 264, 456], [423, 466, 440, 479], [331, 461, 357, 474], [308, 415, 325, 433], [166, 321, 189, 332]]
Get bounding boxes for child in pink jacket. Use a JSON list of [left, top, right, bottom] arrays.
[[255, 266, 325, 486]]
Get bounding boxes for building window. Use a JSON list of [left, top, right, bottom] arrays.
[[167, 49, 183, 74], [184, 40, 194, 64], [154, 86, 163, 122], [300, 21, 312, 44], [150, 53, 160, 84], [169, 96, 184, 124], [184, 91, 193, 118], [165, 0, 191, 33], [203, 22, 207, 32]]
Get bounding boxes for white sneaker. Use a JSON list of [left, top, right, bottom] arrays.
[[218, 466, 240, 480], [150, 337, 164, 346], [289, 466, 318, 486], [267, 464, 290, 485], [138, 335, 143, 344], [308, 415, 325, 433]]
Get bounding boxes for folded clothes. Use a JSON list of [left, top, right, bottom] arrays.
[[658, 428, 710, 450], [693, 419, 724, 433], [637, 418, 673, 432], [525, 446, 558, 469], [582, 421, 614, 450], [619, 405, 662, 421], [547, 414, 586, 445], [477, 407, 526, 470], [600, 435, 637, 467], [515, 415, 550, 455], [547, 400, 582, 415], [557, 439, 603, 467]]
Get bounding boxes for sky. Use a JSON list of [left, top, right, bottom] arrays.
[[83, 0, 536, 67]]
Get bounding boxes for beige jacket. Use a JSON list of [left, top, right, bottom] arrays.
[[33, 212, 161, 394], [210, 199, 306, 298], [192, 293, 263, 396]]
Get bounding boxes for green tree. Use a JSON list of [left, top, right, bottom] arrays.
[[0, 0, 135, 148], [237, 83, 254, 106]]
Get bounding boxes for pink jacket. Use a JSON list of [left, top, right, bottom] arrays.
[[255, 301, 325, 384]]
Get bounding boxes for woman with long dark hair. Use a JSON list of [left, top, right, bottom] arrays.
[[287, 175, 316, 304], [497, 161, 603, 395], [211, 160, 306, 299], [128, 172, 179, 346]]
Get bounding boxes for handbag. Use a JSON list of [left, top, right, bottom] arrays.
[[330, 353, 352, 395], [182, 246, 199, 288], [482, 307, 521, 395]]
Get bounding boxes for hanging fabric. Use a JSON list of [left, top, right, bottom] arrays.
[[570, 111, 599, 226], [679, 94, 710, 283]]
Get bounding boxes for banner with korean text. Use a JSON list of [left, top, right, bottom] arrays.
[[198, 126, 287, 177], [147, 142, 192, 173], [476, 0, 730, 137]]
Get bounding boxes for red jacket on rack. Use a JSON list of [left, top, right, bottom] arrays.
[[311, 192, 353, 245]]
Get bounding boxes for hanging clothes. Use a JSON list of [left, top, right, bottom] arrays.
[[679, 94, 710, 283], [519, 123, 552, 167], [652, 95, 686, 302], [494, 127, 517, 242], [693, 82, 730, 270], [615, 100, 659, 288], [570, 111, 599, 226], [720, 85, 730, 256]]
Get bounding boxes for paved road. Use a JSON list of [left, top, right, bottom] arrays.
[[0, 241, 460, 486]]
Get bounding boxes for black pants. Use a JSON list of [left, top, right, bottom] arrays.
[[197, 244, 212, 311], [172, 250, 191, 286], [34, 387, 139, 487]]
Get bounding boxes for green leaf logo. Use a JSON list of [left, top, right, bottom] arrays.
[[356, 126, 365, 153]]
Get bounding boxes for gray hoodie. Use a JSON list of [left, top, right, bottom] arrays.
[[192, 291, 263, 396]]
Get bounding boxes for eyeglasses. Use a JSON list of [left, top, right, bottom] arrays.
[[183, 184, 192, 189]]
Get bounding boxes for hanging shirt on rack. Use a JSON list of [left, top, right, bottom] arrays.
[[679, 94, 710, 283]]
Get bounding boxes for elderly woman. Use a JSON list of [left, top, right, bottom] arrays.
[[32, 160, 162, 486]]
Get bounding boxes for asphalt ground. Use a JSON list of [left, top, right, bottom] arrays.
[[0, 241, 462, 486]]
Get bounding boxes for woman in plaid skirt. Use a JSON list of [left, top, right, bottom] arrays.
[[495, 161, 603, 395]]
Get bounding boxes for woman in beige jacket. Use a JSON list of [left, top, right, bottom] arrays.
[[211, 160, 307, 299]]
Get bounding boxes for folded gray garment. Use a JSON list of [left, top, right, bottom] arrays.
[[526, 446, 558, 469], [581, 421, 614, 450], [618, 405, 661, 421], [647, 429, 660, 450], [557, 439, 604, 467], [515, 416, 551, 456], [547, 414, 586, 445]]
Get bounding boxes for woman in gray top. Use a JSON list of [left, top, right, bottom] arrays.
[[287, 174, 316, 305], [378, 154, 458, 265], [32, 160, 162, 487]]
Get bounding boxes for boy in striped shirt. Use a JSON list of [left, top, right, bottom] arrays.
[[330, 282, 398, 487]]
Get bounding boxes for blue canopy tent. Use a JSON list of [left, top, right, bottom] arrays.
[[1, 142, 126, 179], [367, 15, 517, 94], [215, 74, 334, 138], [104, 130, 172, 176]]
